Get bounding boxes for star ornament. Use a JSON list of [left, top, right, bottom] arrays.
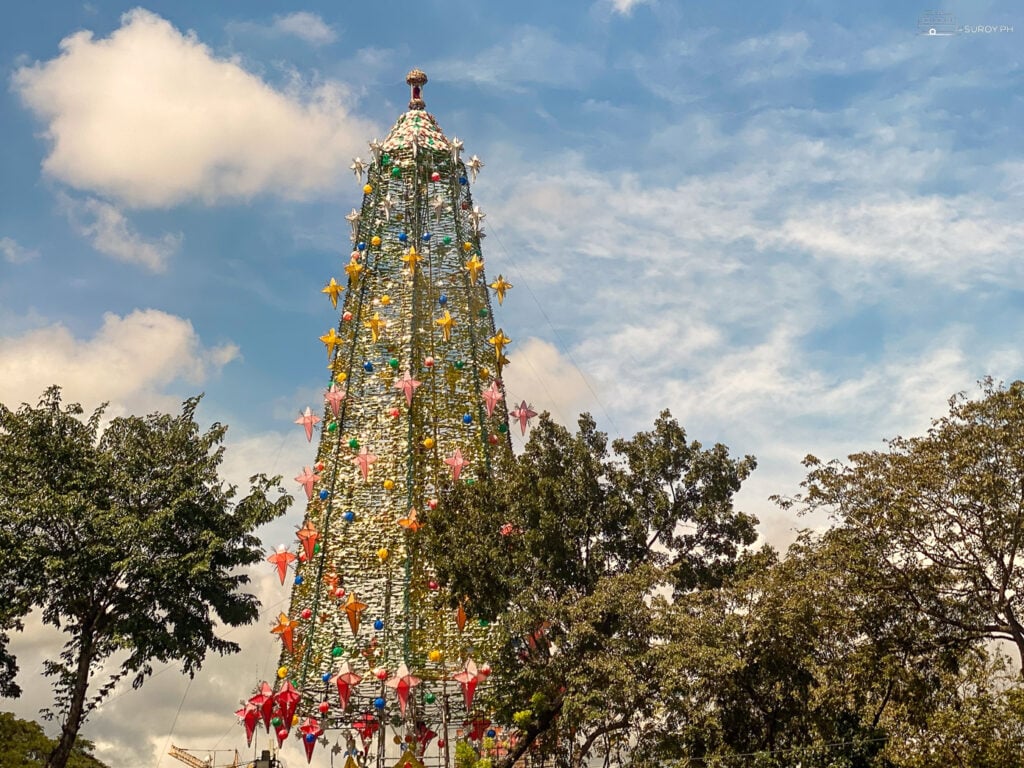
[[386, 663, 422, 716], [465, 254, 485, 283], [452, 658, 482, 709], [488, 329, 511, 356], [489, 274, 513, 305], [324, 383, 346, 418], [481, 381, 503, 417], [394, 371, 422, 406], [343, 592, 368, 635], [368, 138, 383, 161], [398, 508, 422, 532], [296, 519, 319, 561], [364, 312, 386, 342], [267, 548, 297, 584], [345, 259, 364, 285], [468, 205, 486, 233], [379, 195, 395, 220], [510, 401, 538, 435], [402, 246, 423, 274], [345, 209, 361, 231], [295, 466, 321, 500], [450, 136, 464, 162], [445, 448, 470, 481], [320, 328, 341, 360], [351, 447, 378, 481], [430, 195, 449, 222], [467, 154, 484, 181], [350, 157, 366, 181], [271, 612, 300, 653], [332, 661, 362, 710], [322, 278, 344, 309], [435, 310, 455, 342], [295, 407, 321, 442]]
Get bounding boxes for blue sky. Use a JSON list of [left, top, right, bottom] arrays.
[[1, 0, 1022, 765]]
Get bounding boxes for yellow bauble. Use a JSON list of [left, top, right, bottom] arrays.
[[428, 649, 443, 662], [277, 666, 288, 679], [377, 547, 389, 560], [383, 479, 395, 490], [462, 242, 473, 252], [335, 372, 347, 383], [363, 184, 373, 194], [371, 235, 382, 246], [423, 437, 435, 449], [292, 715, 299, 726], [381, 295, 391, 305]]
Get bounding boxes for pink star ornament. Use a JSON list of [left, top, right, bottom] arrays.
[[324, 384, 346, 418], [351, 448, 378, 482], [510, 400, 538, 435], [294, 407, 321, 442], [394, 371, 422, 406], [294, 466, 321, 500], [481, 381, 503, 417], [444, 448, 470, 481]]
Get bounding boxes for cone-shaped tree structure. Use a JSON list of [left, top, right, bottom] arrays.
[[246, 71, 523, 767]]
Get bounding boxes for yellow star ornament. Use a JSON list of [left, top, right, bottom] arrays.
[[320, 328, 341, 360], [344, 260, 364, 285], [321, 277, 344, 309], [489, 274, 513, 304], [402, 246, 423, 274], [488, 329, 511, 356], [465, 254, 485, 283], [365, 312, 386, 343], [436, 310, 455, 342]]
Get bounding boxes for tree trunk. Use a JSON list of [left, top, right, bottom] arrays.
[[45, 629, 94, 768]]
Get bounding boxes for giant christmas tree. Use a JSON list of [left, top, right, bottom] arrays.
[[237, 71, 533, 768]]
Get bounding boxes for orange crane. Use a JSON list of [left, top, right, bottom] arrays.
[[168, 745, 282, 768], [167, 745, 242, 768]]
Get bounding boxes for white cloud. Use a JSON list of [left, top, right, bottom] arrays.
[[272, 11, 337, 45], [12, 9, 376, 208], [610, 0, 651, 14], [0, 236, 39, 263], [429, 26, 602, 89], [61, 194, 181, 271], [0, 309, 239, 415]]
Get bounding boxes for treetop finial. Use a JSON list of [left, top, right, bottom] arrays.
[[406, 68, 427, 110]]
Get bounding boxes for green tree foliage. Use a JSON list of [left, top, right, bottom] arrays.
[[792, 378, 1024, 671], [648, 528, 979, 768], [0, 387, 292, 768], [0, 712, 109, 768], [421, 411, 760, 768]]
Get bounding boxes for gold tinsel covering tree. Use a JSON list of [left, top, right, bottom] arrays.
[[239, 70, 525, 768]]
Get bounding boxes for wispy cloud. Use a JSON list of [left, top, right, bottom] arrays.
[[428, 26, 603, 90], [271, 11, 337, 45], [60, 194, 181, 271], [0, 237, 39, 264]]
